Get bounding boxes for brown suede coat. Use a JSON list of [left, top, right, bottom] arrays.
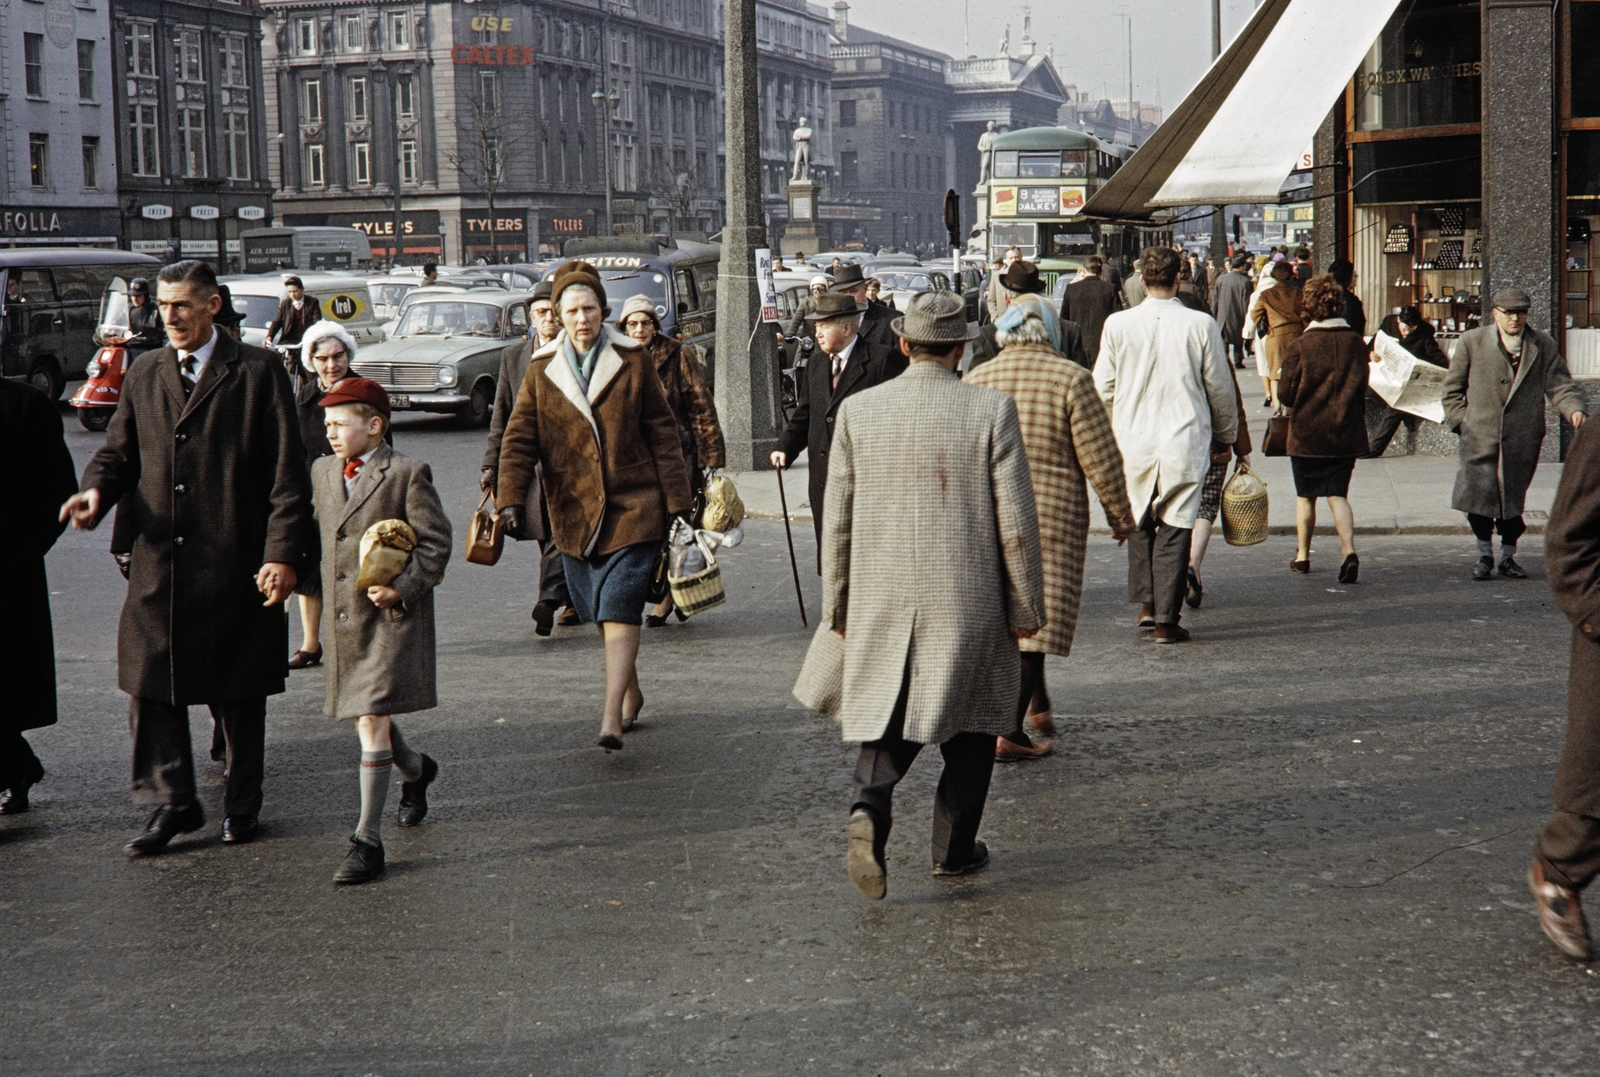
[[496, 328, 693, 557]]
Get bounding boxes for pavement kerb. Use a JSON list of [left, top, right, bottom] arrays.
[[737, 508, 1541, 537]]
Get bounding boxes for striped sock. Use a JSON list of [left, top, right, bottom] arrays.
[[356, 751, 393, 846]]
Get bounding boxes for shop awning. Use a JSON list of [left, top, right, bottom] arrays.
[[1082, 0, 1404, 220]]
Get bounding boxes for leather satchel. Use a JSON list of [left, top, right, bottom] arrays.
[[1263, 411, 1290, 457], [465, 490, 504, 566]]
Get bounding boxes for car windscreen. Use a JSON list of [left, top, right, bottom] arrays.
[[396, 300, 504, 337], [874, 271, 934, 291], [370, 282, 416, 308], [599, 270, 669, 321], [233, 294, 282, 330]]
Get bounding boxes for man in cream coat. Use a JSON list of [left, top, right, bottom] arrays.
[[1094, 247, 1238, 643], [793, 292, 1045, 900]]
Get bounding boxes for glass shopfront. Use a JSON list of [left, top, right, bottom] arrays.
[[1563, 2, 1600, 373]]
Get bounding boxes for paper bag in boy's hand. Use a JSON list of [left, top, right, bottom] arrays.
[[358, 519, 418, 589]]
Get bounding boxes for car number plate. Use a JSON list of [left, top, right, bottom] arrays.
[[389, 394, 411, 409]]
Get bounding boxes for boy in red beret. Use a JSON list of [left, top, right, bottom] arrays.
[[314, 377, 453, 884]]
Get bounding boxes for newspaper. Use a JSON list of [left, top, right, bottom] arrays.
[[1368, 331, 1447, 423]]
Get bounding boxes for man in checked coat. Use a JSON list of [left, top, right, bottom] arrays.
[[793, 291, 1045, 900]]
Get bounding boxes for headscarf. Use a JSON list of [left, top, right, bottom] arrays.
[[995, 292, 1061, 352]]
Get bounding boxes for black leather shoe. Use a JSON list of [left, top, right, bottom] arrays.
[[397, 754, 438, 828], [125, 802, 205, 855], [644, 614, 668, 628], [0, 758, 44, 814], [531, 600, 557, 637], [334, 836, 385, 884], [1338, 553, 1360, 584], [222, 814, 259, 844], [933, 840, 990, 877], [1472, 555, 1494, 581], [1184, 566, 1203, 609], [1500, 556, 1528, 579]]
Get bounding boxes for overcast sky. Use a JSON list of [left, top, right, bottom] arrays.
[[838, 0, 1263, 112]]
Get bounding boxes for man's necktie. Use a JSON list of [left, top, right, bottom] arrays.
[[831, 354, 844, 390], [178, 354, 198, 395], [344, 457, 365, 481]]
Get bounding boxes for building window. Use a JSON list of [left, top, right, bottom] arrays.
[[479, 70, 501, 114], [82, 137, 100, 188], [178, 108, 207, 177], [400, 139, 417, 184], [129, 103, 160, 176], [672, 96, 686, 135], [840, 150, 858, 189], [388, 12, 410, 50], [303, 79, 323, 123], [353, 141, 372, 185], [540, 136, 549, 182], [396, 75, 415, 118], [173, 29, 203, 82], [486, 137, 503, 179], [77, 40, 96, 100], [838, 99, 855, 127], [24, 35, 44, 97], [29, 135, 49, 188], [306, 143, 326, 187], [296, 17, 316, 54], [350, 76, 368, 121], [225, 112, 251, 180], [127, 22, 157, 76], [343, 14, 363, 51], [221, 35, 248, 88]]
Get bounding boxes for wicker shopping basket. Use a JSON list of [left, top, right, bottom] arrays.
[[1220, 462, 1269, 546]]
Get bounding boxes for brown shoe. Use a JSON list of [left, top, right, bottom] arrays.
[[1529, 862, 1593, 959], [995, 736, 1053, 761], [846, 810, 886, 899], [287, 646, 323, 669], [556, 607, 582, 627], [1151, 623, 1190, 644], [1025, 710, 1056, 736], [1136, 602, 1156, 629]]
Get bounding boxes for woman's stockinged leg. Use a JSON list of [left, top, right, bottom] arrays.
[[1190, 518, 1214, 573], [1328, 496, 1357, 558], [1295, 497, 1316, 561], [601, 622, 642, 738], [299, 593, 322, 651]]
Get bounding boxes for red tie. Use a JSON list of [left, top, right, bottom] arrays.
[[831, 354, 844, 390], [344, 457, 364, 481]]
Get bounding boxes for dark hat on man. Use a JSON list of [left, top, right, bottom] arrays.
[[530, 278, 554, 302], [129, 277, 150, 296], [1492, 286, 1532, 312], [319, 375, 391, 417], [828, 263, 868, 291], [803, 291, 867, 321], [891, 291, 979, 345], [215, 285, 244, 328], [1000, 260, 1046, 295], [550, 259, 608, 309]]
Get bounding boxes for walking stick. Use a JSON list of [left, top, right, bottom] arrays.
[[775, 464, 808, 627]]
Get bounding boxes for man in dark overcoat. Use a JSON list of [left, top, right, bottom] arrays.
[[970, 261, 1087, 372], [1060, 256, 1124, 366], [827, 264, 899, 352], [1209, 255, 1253, 370], [1529, 418, 1600, 959], [771, 291, 906, 555], [61, 260, 316, 854], [0, 379, 79, 813], [1441, 287, 1587, 580]]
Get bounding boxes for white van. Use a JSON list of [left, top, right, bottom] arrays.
[[221, 272, 385, 351]]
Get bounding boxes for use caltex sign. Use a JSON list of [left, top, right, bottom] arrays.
[[451, 44, 536, 65]]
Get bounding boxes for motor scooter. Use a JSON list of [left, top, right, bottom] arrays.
[[69, 337, 130, 431]]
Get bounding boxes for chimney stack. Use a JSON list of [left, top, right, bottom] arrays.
[[832, 0, 849, 42]]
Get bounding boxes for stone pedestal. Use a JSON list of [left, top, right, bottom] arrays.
[[779, 179, 824, 258]]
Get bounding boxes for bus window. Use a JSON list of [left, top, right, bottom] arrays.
[[992, 151, 1019, 179], [1017, 152, 1062, 179], [674, 268, 698, 313], [1061, 150, 1087, 179], [989, 222, 1037, 261]]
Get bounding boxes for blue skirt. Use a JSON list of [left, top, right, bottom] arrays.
[[562, 541, 660, 626]]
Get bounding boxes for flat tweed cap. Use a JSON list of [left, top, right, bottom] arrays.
[[891, 291, 979, 344], [1492, 287, 1532, 312]]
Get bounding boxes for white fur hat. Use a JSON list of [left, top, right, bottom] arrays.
[[299, 320, 360, 373]]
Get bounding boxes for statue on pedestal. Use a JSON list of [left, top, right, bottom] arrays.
[[998, 23, 1009, 56], [977, 120, 997, 185], [791, 118, 813, 182]]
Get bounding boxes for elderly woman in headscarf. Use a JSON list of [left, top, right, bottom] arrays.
[[617, 294, 727, 627], [965, 292, 1137, 760], [496, 262, 694, 752]]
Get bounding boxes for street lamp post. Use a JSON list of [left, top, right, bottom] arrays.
[[370, 61, 406, 268], [591, 86, 620, 236], [898, 132, 916, 251]]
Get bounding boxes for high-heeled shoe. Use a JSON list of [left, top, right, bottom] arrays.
[[644, 614, 668, 628], [1338, 553, 1359, 584], [1290, 557, 1310, 574], [597, 732, 624, 752], [621, 694, 644, 732]]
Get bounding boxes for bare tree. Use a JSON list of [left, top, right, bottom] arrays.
[[443, 83, 527, 262], [644, 160, 705, 233]]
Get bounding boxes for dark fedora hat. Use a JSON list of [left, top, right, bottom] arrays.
[[1000, 260, 1046, 294], [803, 291, 867, 321], [215, 285, 244, 328], [828, 264, 868, 291]]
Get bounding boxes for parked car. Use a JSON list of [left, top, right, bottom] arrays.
[[366, 275, 422, 322], [460, 265, 542, 291], [349, 289, 531, 426], [222, 272, 386, 352], [378, 279, 511, 337], [865, 267, 955, 313], [0, 248, 162, 399]]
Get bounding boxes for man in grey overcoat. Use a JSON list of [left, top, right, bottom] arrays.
[[793, 291, 1046, 900], [1441, 287, 1587, 580], [62, 260, 316, 854], [1209, 255, 1254, 370]]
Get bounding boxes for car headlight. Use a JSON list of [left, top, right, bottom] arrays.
[[436, 365, 457, 386]]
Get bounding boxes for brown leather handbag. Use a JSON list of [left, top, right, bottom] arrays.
[[465, 490, 504, 566], [1263, 411, 1291, 457]]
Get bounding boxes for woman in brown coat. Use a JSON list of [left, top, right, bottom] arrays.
[[964, 294, 1136, 759], [496, 262, 694, 751], [1278, 274, 1370, 583], [1256, 260, 1304, 407], [617, 294, 727, 626]]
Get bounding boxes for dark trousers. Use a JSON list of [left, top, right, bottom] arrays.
[[539, 539, 571, 606], [1467, 513, 1526, 546], [1128, 513, 1192, 626], [130, 696, 266, 816], [1000, 653, 1051, 747], [0, 731, 44, 790], [1536, 813, 1600, 891], [1364, 393, 1408, 458], [1222, 331, 1246, 368], [851, 679, 997, 870]]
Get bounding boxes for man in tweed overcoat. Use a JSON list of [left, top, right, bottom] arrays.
[[793, 292, 1046, 900]]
